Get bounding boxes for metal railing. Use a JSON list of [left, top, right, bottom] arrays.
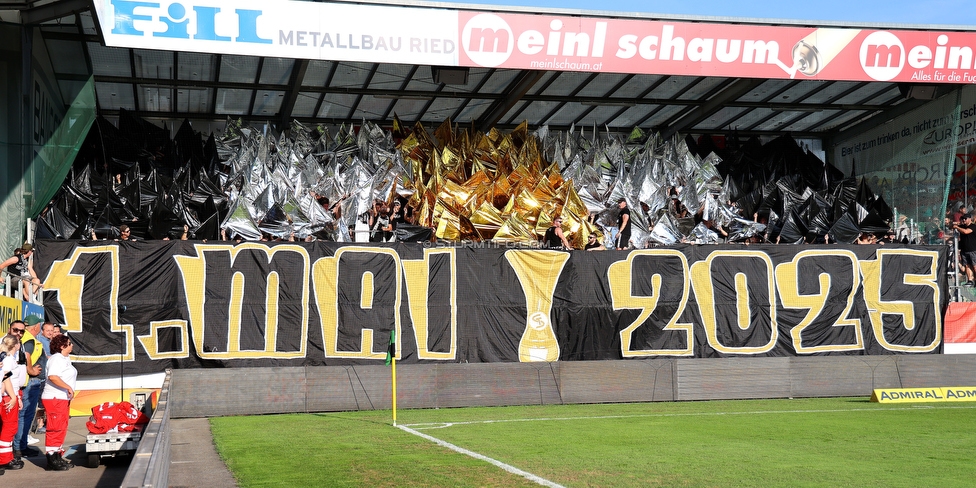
[[120, 369, 172, 488], [0, 270, 43, 305]]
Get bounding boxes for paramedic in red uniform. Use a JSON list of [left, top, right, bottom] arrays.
[[41, 334, 76, 471], [0, 334, 25, 471]]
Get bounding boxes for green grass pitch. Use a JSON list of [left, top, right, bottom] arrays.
[[210, 397, 976, 487]]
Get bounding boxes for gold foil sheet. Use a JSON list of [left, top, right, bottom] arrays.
[[398, 119, 583, 244]]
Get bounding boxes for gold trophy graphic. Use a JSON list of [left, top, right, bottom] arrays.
[[505, 250, 569, 362]]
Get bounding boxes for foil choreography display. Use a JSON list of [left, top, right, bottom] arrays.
[[37, 113, 896, 249]]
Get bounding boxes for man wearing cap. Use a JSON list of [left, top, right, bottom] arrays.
[[950, 213, 976, 286], [31, 322, 57, 437], [13, 315, 45, 460]]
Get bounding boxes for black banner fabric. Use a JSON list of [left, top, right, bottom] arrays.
[[33, 241, 948, 375]]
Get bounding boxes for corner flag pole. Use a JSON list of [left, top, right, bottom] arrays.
[[386, 329, 397, 426], [392, 353, 397, 426]]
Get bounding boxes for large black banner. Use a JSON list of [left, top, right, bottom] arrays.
[[34, 241, 948, 375]]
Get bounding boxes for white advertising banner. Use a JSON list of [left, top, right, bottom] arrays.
[[830, 87, 976, 231], [831, 88, 974, 176], [93, 0, 459, 65], [93, 0, 976, 83]]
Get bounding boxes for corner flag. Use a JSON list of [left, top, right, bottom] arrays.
[[385, 329, 396, 366]]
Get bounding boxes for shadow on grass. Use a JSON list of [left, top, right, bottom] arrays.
[[838, 397, 873, 403], [309, 411, 397, 427]]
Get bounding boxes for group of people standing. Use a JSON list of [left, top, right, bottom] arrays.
[[1, 317, 76, 473], [543, 198, 631, 251], [949, 212, 976, 286], [360, 198, 410, 243]]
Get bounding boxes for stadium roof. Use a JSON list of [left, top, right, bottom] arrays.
[[2, 0, 970, 138]]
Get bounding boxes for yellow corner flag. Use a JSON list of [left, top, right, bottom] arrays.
[[385, 329, 396, 365]]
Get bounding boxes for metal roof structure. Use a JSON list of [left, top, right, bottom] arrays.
[[2, 0, 963, 139]]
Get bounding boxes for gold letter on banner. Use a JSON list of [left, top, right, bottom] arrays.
[[313, 247, 402, 360], [859, 249, 941, 352], [690, 250, 777, 354], [137, 320, 191, 359], [402, 248, 457, 360], [775, 250, 863, 353], [608, 250, 692, 357], [174, 243, 310, 360], [505, 250, 568, 362], [42, 245, 134, 362]]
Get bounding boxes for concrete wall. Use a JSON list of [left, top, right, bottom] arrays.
[[169, 355, 976, 418]]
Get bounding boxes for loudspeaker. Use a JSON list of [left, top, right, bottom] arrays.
[[898, 83, 938, 100], [431, 67, 469, 85]]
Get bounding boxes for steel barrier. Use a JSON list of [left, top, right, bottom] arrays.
[[1, 270, 43, 305], [120, 369, 172, 488]]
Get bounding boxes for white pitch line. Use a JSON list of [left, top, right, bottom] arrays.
[[403, 404, 976, 430], [397, 424, 566, 488]]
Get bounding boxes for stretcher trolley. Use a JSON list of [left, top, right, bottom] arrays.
[[84, 391, 154, 468]]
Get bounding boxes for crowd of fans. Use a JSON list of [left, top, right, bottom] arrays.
[[539, 196, 973, 251], [68, 190, 974, 252]]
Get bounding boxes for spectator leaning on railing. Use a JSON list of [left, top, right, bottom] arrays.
[[1, 244, 40, 298]]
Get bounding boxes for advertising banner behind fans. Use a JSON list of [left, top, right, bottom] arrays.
[[941, 86, 976, 211], [34, 241, 947, 375], [0, 24, 25, 258], [831, 87, 971, 241], [0, 24, 96, 258]]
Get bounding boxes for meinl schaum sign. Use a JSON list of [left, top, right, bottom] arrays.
[[95, 0, 976, 83]]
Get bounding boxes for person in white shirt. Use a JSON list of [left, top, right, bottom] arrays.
[[41, 334, 76, 471], [0, 334, 26, 471]]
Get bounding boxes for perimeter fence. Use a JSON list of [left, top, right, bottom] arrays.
[[167, 355, 976, 418]]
